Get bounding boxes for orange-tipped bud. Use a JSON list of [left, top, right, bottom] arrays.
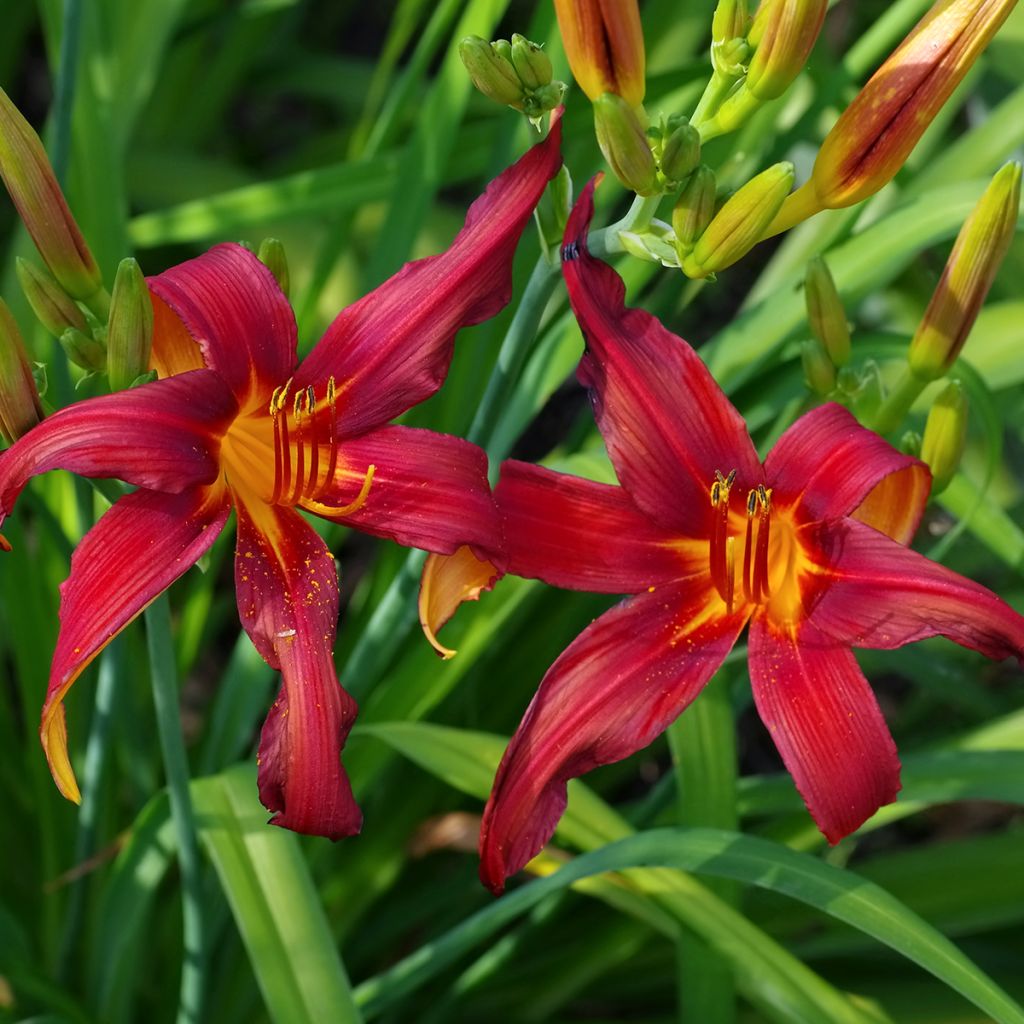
[[908, 162, 1021, 381], [804, 256, 850, 367], [592, 93, 659, 196], [745, 0, 827, 100], [554, 0, 646, 107], [0, 88, 101, 302], [16, 257, 88, 338], [0, 298, 43, 442], [774, 0, 1016, 229], [920, 380, 968, 493]]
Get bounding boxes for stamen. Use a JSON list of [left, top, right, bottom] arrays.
[[303, 464, 376, 517], [754, 486, 772, 601], [321, 376, 339, 499], [742, 496, 755, 602], [290, 391, 306, 506], [708, 469, 735, 604], [304, 385, 320, 498], [724, 535, 736, 613], [271, 386, 293, 505]]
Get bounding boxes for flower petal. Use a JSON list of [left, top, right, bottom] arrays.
[[293, 119, 563, 436], [806, 516, 1024, 664], [234, 497, 361, 840], [309, 425, 501, 560], [148, 243, 297, 405], [41, 485, 231, 802], [562, 179, 761, 535], [419, 547, 501, 659], [767, 403, 930, 539], [748, 616, 902, 844], [496, 459, 700, 593], [479, 581, 747, 893], [0, 369, 236, 526]]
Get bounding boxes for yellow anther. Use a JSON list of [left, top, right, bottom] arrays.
[[746, 489, 758, 516], [757, 484, 772, 511], [304, 464, 377, 518], [710, 480, 722, 506], [327, 376, 336, 403]]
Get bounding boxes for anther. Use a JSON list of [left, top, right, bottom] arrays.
[[290, 391, 307, 505], [304, 464, 377, 518]]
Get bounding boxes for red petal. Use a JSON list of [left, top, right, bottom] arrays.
[[41, 485, 231, 802], [479, 581, 746, 893], [148, 244, 297, 405], [767, 403, 930, 539], [309, 425, 501, 560], [563, 179, 761, 535], [806, 517, 1024, 664], [234, 498, 361, 840], [748, 616, 902, 844], [496, 459, 701, 593], [0, 369, 236, 526], [293, 120, 563, 436]]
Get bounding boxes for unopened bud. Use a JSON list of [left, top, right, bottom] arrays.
[[459, 36, 525, 109], [511, 34, 553, 90], [257, 238, 290, 298], [672, 166, 717, 254], [60, 326, 106, 373], [713, 0, 750, 45], [16, 258, 88, 338], [908, 162, 1020, 381], [920, 380, 968, 493], [554, 0, 646, 107], [593, 93, 659, 197], [801, 339, 836, 395], [745, 0, 827, 100], [851, 360, 884, 422], [658, 117, 701, 185], [804, 256, 850, 366], [106, 258, 154, 392], [0, 299, 43, 441], [0, 88, 102, 302], [682, 161, 793, 277]]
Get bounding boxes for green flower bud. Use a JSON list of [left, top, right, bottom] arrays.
[[672, 165, 717, 255], [524, 81, 568, 120], [257, 237, 290, 298], [106, 258, 154, 392], [920, 380, 968, 494], [746, 0, 826, 100], [658, 117, 701, 186], [713, 0, 750, 45], [801, 339, 836, 396], [0, 298, 43, 441], [804, 256, 850, 367], [592, 92, 659, 197], [511, 34, 553, 90], [459, 36, 525, 109], [682, 162, 793, 277], [60, 326, 106, 373], [909, 162, 1021, 381], [16, 257, 88, 338]]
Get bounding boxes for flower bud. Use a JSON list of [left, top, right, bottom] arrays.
[[0, 298, 43, 442], [801, 339, 836, 396], [0, 88, 102, 301], [804, 256, 850, 366], [554, 0, 646, 107], [459, 36, 525, 109], [658, 117, 701, 185], [745, 0, 827, 100], [672, 166, 717, 254], [60, 326, 106, 373], [106, 258, 154, 392], [682, 162, 793, 277], [257, 237, 290, 298], [16, 257, 88, 338], [920, 380, 968, 493], [769, 0, 1016, 232], [511, 34, 553, 90], [592, 93, 659, 197], [713, 0, 750, 45], [908, 162, 1021, 381]]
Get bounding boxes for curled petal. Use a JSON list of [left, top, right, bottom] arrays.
[[480, 581, 747, 893], [0, 369, 236, 526], [148, 244, 297, 405], [806, 517, 1024, 664], [767, 403, 930, 540], [563, 179, 761, 535], [496, 459, 699, 593], [42, 485, 231, 802], [234, 498, 360, 839], [748, 616, 902, 843], [311, 425, 502, 561], [294, 118, 563, 436], [419, 547, 501, 659]]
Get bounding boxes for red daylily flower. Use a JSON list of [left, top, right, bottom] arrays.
[[476, 179, 1024, 893], [0, 122, 561, 839]]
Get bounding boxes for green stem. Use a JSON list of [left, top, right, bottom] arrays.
[[871, 365, 926, 435], [145, 595, 206, 1024], [590, 193, 665, 258], [690, 71, 738, 131]]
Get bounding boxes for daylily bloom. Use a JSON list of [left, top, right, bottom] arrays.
[[475, 179, 1024, 893], [0, 122, 561, 839]]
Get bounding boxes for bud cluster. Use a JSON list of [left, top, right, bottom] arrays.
[[459, 35, 566, 121]]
